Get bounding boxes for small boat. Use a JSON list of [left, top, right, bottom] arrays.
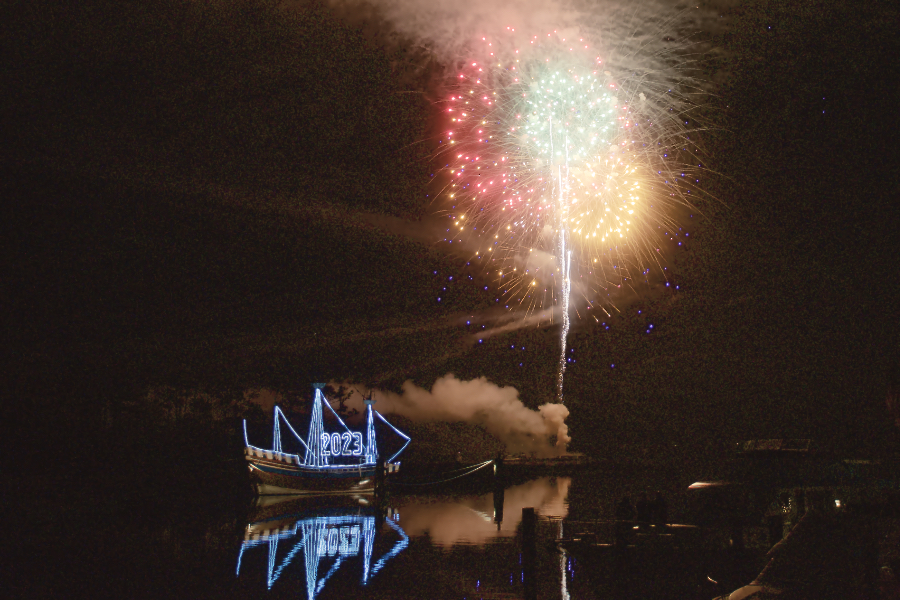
[[243, 384, 410, 495]]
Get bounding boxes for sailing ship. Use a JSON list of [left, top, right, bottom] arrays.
[[243, 384, 410, 495]]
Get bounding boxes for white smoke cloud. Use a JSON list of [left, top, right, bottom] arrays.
[[326, 0, 705, 82], [471, 307, 553, 340], [343, 374, 571, 456]]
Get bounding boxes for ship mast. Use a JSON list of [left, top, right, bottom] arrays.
[[364, 393, 377, 465], [305, 383, 328, 467]]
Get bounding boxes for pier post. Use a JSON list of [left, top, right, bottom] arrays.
[[522, 507, 537, 600], [375, 456, 385, 497], [493, 452, 505, 529], [493, 484, 505, 530]]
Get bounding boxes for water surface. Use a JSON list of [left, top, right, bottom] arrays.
[[21, 470, 759, 599]]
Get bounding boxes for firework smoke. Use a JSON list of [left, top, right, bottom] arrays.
[[342, 374, 571, 456], [330, 0, 697, 63]]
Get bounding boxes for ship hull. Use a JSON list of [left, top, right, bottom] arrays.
[[245, 448, 377, 496]]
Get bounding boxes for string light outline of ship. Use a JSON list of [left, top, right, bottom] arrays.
[[243, 383, 411, 495]]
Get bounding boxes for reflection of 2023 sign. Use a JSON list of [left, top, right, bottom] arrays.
[[317, 524, 362, 557], [321, 431, 364, 456]]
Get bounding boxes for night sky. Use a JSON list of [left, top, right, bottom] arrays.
[[2, 0, 899, 466]]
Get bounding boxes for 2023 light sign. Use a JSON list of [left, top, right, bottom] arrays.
[[321, 431, 364, 457]]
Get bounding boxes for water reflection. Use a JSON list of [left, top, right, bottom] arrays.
[[394, 477, 569, 546], [236, 477, 569, 597], [236, 498, 407, 598]]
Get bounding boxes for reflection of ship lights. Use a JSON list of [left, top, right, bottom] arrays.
[[236, 513, 408, 599]]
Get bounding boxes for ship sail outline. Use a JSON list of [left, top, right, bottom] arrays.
[[243, 384, 410, 470]]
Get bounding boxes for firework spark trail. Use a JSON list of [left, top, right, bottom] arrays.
[[552, 117, 572, 403], [556, 245, 571, 402]]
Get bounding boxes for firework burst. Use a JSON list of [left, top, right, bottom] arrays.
[[435, 30, 705, 401]]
